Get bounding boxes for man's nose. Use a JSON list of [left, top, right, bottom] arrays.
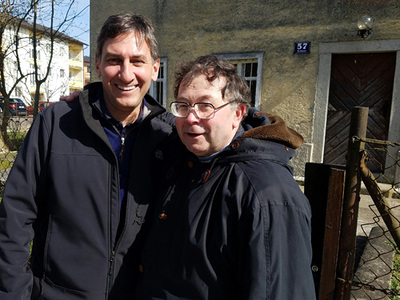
[[119, 62, 135, 82], [185, 108, 200, 123]]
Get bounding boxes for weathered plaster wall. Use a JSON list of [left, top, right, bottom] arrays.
[[91, 0, 400, 177]]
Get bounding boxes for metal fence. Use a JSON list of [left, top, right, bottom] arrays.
[[350, 136, 400, 300], [0, 116, 33, 194]]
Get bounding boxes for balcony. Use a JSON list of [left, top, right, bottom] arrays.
[[69, 59, 83, 70], [69, 79, 83, 89]]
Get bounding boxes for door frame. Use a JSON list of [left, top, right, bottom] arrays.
[[312, 40, 400, 182]]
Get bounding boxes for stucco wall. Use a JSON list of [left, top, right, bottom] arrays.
[[90, 0, 400, 177]]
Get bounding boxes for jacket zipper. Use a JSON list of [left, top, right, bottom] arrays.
[[108, 250, 116, 276], [120, 136, 125, 163], [85, 96, 161, 298], [101, 111, 148, 294], [110, 124, 135, 164], [105, 155, 119, 296], [105, 127, 132, 294]]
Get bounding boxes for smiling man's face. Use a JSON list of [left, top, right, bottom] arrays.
[[95, 31, 159, 124]]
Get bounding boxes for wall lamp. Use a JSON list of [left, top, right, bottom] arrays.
[[357, 15, 373, 38]]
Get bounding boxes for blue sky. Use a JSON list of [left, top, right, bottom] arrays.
[[32, 1, 90, 56], [62, 0, 90, 56]]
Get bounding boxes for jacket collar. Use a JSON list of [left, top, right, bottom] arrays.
[[78, 82, 167, 144]]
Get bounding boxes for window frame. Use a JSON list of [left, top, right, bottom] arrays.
[[216, 52, 264, 109], [148, 57, 168, 106]]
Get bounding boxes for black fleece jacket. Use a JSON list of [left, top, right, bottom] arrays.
[[0, 82, 173, 300]]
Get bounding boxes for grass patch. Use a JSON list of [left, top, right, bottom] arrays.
[[391, 249, 400, 299], [0, 151, 17, 171], [7, 131, 27, 151], [0, 155, 16, 170], [0, 131, 26, 199], [0, 131, 26, 172]]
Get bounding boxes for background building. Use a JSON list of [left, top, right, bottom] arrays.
[[90, 1, 400, 179], [2, 19, 85, 105], [84, 55, 91, 86]]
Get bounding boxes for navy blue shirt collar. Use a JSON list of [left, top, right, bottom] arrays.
[[93, 92, 146, 129]]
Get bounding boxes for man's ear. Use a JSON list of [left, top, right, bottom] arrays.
[[151, 58, 161, 82], [233, 104, 247, 129], [95, 57, 102, 78]]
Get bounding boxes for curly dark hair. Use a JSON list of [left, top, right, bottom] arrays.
[[174, 55, 252, 111]]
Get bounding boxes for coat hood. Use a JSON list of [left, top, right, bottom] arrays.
[[240, 108, 304, 149], [206, 108, 304, 171]]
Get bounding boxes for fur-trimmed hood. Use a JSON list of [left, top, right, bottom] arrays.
[[210, 108, 304, 170], [240, 108, 304, 149]]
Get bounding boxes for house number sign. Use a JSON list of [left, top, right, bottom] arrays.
[[294, 42, 311, 54]]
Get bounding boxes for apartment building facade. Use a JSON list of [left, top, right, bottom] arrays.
[[90, 0, 400, 179], [84, 55, 91, 86], [2, 20, 85, 105]]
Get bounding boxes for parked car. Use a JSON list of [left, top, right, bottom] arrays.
[[0, 97, 27, 116], [26, 101, 51, 115]]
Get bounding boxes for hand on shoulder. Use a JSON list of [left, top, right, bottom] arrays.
[[60, 90, 81, 102]]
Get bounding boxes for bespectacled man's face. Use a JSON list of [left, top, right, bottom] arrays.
[[96, 31, 159, 124], [175, 74, 245, 157]]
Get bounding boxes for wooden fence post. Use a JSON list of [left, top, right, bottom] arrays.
[[305, 163, 346, 300], [334, 106, 369, 300]]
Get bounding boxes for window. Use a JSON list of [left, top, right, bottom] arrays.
[[236, 61, 258, 106], [30, 66, 35, 85], [15, 87, 22, 98], [148, 58, 167, 106], [217, 53, 264, 108], [14, 62, 18, 77], [30, 49, 40, 59], [30, 38, 41, 60], [60, 69, 65, 78]]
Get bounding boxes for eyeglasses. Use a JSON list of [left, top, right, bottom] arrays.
[[170, 101, 236, 119]]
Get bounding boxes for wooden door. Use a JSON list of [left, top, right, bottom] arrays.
[[324, 53, 396, 173]]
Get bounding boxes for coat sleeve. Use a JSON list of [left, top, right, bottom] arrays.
[[156, 111, 176, 128], [239, 172, 316, 300], [0, 114, 49, 299]]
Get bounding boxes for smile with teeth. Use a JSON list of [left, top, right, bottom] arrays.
[[117, 85, 138, 91]]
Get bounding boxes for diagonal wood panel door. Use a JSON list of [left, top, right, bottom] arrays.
[[324, 53, 396, 173]]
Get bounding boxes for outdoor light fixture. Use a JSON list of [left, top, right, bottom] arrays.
[[357, 15, 373, 38]]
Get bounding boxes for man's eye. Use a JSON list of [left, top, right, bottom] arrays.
[[198, 104, 213, 111], [107, 58, 121, 65], [132, 60, 145, 66], [177, 104, 188, 110]]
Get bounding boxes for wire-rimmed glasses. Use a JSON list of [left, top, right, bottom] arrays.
[[170, 101, 236, 119]]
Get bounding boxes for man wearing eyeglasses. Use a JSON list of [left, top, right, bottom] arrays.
[[136, 55, 316, 300]]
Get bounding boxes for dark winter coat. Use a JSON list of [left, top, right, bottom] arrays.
[[0, 82, 173, 300], [137, 109, 316, 300]]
